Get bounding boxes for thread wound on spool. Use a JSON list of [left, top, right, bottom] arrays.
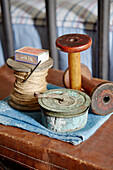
[[9, 69, 48, 110], [7, 57, 53, 111]]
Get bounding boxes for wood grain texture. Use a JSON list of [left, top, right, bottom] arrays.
[[56, 34, 92, 91], [0, 64, 15, 100], [56, 34, 92, 53], [63, 63, 91, 89], [0, 64, 113, 169], [68, 52, 81, 90]]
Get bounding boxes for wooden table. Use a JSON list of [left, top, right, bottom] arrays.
[[0, 64, 113, 170]]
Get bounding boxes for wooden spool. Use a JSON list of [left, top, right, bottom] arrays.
[[63, 65, 113, 115], [6, 57, 53, 111], [82, 76, 113, 115], [63, 63, 91, 89], [56, 34, 92, 90]]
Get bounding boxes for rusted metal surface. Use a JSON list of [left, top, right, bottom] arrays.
[[34, 92, 70, 101], [37, 89, 91, 132], [91, 82, 113, 115]]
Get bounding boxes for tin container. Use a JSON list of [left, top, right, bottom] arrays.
[[38, 89, 91, 132]]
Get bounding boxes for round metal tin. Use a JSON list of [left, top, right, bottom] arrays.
[[38, 89, 91, 132]]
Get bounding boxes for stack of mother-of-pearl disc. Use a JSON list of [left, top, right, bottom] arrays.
[[6, 56, 53, 111]]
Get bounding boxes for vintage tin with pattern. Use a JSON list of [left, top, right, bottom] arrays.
[[38, 89, 91, 132]]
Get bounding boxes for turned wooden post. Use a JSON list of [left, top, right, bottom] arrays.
[[63, 63, 92, 89], [56, 34, 92, 90]]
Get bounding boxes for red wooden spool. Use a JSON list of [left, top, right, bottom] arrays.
[[56, 34, 92, 90]]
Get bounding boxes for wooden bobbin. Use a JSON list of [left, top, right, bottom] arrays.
[[82, 76, 113, 115], [56, 34, 92, 90], [63, 66, 113, 115], [63, 63, 92, 89], [6, 57, 53, 111]]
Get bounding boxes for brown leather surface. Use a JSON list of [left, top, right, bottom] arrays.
[[0, 64, 113, 169]]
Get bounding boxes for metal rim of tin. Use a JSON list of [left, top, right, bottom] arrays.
[[38, 89, 91, 118]]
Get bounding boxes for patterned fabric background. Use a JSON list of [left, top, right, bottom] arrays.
[[0, 0, 98, 30], [0, 0, 113, 80]]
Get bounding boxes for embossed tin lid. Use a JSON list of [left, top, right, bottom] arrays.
[[38, 89, 91, 117]]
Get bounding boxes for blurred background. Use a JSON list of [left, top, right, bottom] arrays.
[[0, 0, 112, 80]]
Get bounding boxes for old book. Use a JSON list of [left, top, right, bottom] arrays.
[[14, 46, 49, 65]]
